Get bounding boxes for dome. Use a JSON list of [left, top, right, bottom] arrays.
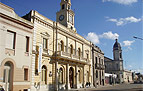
[[113, 39, 121, 50]]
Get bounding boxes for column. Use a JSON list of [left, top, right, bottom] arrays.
[[75, 65, 78, 88], [55, 61, 58, 91], [75, 40, 76, 55], [66, 64, 69, 89], [48, 39, 49, 54], [66, 36, 68, 53], [83, 66, 85, 88], [82, 44, 84, 57], [31, 23, 37, 90]]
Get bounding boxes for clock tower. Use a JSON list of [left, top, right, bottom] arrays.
[[56, 0, 76, 31]]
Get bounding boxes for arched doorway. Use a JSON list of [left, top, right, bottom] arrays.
[[41, 65, 47, 84], [69, 67, 74, 88], [3, 61, 14, 91], [59, 67, 64, 84]]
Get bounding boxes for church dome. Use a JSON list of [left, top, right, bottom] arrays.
[[113, 39, 121, 50]]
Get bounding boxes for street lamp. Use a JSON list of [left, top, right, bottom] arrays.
[[133, 36, 143, 40]]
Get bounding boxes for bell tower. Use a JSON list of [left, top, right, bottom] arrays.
[[113, 39, 123, 71], [56, 0, 76, 31], [113, 39, 123, 61]]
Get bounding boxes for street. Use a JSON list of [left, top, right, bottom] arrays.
[[70, 83, 143, 91]]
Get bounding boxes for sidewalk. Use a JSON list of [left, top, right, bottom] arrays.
[[68, 84, 119, 91]]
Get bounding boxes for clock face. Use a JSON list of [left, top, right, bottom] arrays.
[[59, 15, 64, 21]]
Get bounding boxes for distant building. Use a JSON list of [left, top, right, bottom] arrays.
[[123, 70, 133, 83], [104, 39, 124, 83], [92, 44, 105, 87], [0, 2, 33, 91]]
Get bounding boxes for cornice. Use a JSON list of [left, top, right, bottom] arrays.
[[0, 13, 33, 29]]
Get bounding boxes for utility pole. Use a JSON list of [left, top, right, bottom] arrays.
[[133, 36, 143, 40]]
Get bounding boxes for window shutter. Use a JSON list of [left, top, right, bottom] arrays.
[[6, 31, 14, 49]]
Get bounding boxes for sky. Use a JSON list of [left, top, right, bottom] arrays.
[[1, 0, 143, 73]]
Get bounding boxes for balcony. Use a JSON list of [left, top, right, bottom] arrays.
[[95, 64, 105, 70], [56, 51, 89, 63]]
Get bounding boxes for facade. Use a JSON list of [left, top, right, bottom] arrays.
[[23, 0, 92, 90], [0, 2, 33, 91], [92, 45, 105, 87], [123, 70, 133, 83], [104, 39, 124, 83]]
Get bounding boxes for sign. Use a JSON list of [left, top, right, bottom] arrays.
[[38, 44, 43, 73]]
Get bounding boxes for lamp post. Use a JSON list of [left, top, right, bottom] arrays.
[[133, 36, 143, 40]]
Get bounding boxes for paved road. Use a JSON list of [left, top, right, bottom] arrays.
[[70, 83, 143, 91]]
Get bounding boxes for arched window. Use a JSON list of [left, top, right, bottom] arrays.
[[120, 53, 122, 58], [78, 48, 81, 57], [59, 67, 64, 84], [41, 65, 47, 84], [62, 4, 65, 9], [78, 70, 81, 83], [3, 61, 14, 91], [86, 53, 89, 60], [60, 41, 64, 51], [96, 57, 98, 64], [70, 45, 73, 54]]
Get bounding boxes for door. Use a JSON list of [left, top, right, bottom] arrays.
[[69, 67, 74, 88]]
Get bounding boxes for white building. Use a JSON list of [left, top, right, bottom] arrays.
[[0, 3, 33, 91]]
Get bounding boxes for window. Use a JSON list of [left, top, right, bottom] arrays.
[[87, 53, 89, 60], [99, 58, 100, 64], [68, 5, 70, 9], [6, 30, 16, 49], [60, 41, 64, 51], [78, 70, 81, 83], [24, 69, 28, 81], [59, 68, 64, 84], [62, 4, 65, 9], [70, 45, 73, 54], [120, 53, 122, 58], [96, 57, 98, 64], [26, 36, 29, 52], [96, 70, 98, 78], [43, 38, 48, 49], [41, 65, 47, 84], [78, 48, 81, 57], [24, 89, 28, 91]]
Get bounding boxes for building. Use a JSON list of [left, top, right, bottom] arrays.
[[123, 70, 133, 83], [92, 45, 105, 87], [0, 2, 33, 91], [23, 0, 92, 90], [104, 39, 124, 83]]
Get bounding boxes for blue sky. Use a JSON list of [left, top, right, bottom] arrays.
[[1, 0, 143, 73]]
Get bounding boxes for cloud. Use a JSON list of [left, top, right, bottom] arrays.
[[102, 0, 138, 5], [85, 31, 119, 44], [85, 32, 100, 44], [123, 40, 135, 46], [134, 69, 143, 74], [107, 16, 141, 26], [99, 31, 119, 40], [122, 40, 135, 51]]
